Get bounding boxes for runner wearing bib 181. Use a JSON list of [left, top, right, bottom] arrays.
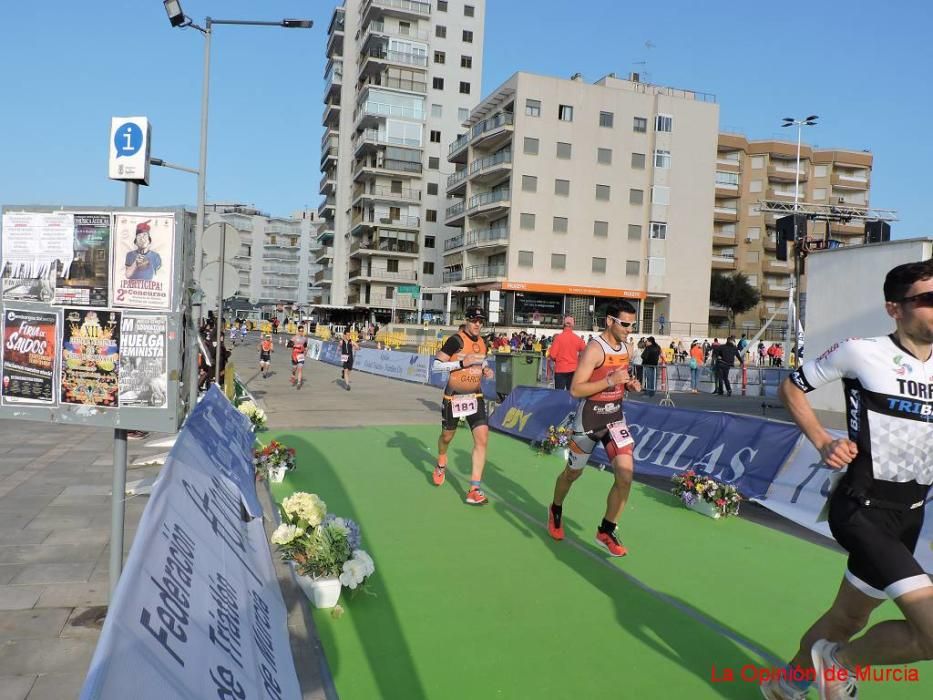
[[547, 302, 642, 556], [432, 306, 494, 505]]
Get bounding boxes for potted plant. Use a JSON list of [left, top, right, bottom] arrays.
[[253, 440, 297, 483], [271, 492, 374, 608], [533, 424, 575, 459], [670, 469, 741, 519], [237, 400, 267, 432]]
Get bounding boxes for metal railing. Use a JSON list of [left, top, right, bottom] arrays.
[[445, 201, 465, 219], [353, 156, 423, 176], [443, 270, 463, 283], [471, 112, 513, 140], [349, 268, 418, 281], [359, 46, 428, 68], [469, 149, 511, 175], [361, 0, 431, 18], [367, 294, 417, 309], [351, 213, 421, 228], [444, 234, 464, 251], [465, 225, 508, 246], [352, 184, 421, 201], [449, 133, 469, 155], [354, 100, 423, 122], [350, 240, 419, 255], [354, 128, 422, 150], [464, 263, 506, 280], [447, 169, 468, 188], [366, 21, 430, 41], [468, 189, 510, 210]]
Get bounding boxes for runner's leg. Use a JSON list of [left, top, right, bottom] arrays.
[[604, 452, 634, 523]]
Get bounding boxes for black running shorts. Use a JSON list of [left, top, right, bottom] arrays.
[[828, 489, 929, 599], [441, 395, 487, 432]]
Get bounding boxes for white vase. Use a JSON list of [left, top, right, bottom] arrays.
[[269, 466, 287, 483], [294, 573, 342, 608], [686, 498, 722, 519]]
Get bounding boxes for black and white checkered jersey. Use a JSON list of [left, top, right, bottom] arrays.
[[789, 335, 933, 505]]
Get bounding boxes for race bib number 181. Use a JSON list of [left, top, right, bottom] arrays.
[[451, 395, 478, 418]]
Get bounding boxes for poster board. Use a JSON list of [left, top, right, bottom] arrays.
[[0, 206, 192, 433]]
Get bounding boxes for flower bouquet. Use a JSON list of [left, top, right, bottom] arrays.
[[533, 424, 574, 456], [271, 492, 375, 608], [254, 440, 296, 483], [237, 400, 267, 431], [671, 469, 741, 519]]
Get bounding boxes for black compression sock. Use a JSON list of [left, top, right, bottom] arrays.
[[598, 518, 616, 535]]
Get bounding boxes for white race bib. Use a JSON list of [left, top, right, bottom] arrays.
[[341, 354, 350, 363], [607, 420, 635, 449], [451, 395, 478, 418]]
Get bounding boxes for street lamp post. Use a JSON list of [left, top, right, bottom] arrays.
[[780, 115, 817, 366], [163, 1, 312, 391]]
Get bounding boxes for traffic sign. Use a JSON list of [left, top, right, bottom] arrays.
[[108, 117, 151, 185], [202, 223, 242, 262], [398, 284, 420, 295]]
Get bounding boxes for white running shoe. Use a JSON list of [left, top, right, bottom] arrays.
[[759, 676, 808, 700], [811, 639, 858, 699]]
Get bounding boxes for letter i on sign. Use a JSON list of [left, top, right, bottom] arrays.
[[122, 127, 134, 152]]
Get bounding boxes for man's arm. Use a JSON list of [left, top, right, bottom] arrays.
[[778, 377, 857, 469]]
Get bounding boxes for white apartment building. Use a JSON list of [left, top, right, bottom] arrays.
[[205, 204, 323, 311], [319, 0, 485, 320], [444, 71, 719, 332]]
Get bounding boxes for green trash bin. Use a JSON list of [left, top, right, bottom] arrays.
[[494, 352, 542, 399]]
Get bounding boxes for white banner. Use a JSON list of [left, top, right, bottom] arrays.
[[306, 338, 322, 361], [755, 433, 933, 574], [353, 347, 430, 383], [80, 392, 299, 699]]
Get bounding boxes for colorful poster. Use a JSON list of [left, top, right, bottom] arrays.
[[118, 314, 167, 408], [111, 213, 174, 310], [53, 213, 111, 306], [1, 308, 58, 404], [60, 308, 121, 407], [1, 211, 75, 302]]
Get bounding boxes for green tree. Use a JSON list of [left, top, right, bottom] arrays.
[[709, 272, 760, 333]]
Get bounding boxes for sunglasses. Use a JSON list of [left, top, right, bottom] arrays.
[[899, 291, 933, 308], [608, 315, 635, 328]]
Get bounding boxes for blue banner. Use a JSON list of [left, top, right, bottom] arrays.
[[319, 340, 343, 366], [179, 385, 261, 519], [489, 386, 799, 499]]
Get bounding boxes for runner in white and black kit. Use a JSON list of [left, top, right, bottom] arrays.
[[340, 329, 359, 391], [762, 260, 933, 700]]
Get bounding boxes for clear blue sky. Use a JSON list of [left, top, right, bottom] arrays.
[[1, 1, 930, 238]]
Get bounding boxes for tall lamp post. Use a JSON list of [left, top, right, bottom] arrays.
[[163, 1, 312, 390], [780, 114, 817, 366]]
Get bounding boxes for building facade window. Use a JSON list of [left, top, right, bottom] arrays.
[[553, 216, 568, 233], [464, 4, 475, 16], [631, 152, 645, 169], [594, 220, 609, 237], [462, 30, 473, 42], [556, 142, 572, 159], [433, 77, 444, 90], [654, 149, 672, 168], [629, 188, 643, 205], [520, 213, 535, 230], [426, 209, 437, 222], [435, 25, 446, 38], [459, 81, 471, 94], [626, 260, 640, 276], [427, 182, 438, 195], [434, 50, 445, 64], [596, 184, 611, 201], [431, 103, 443, 117], [523, 137, 539, 155], [430, 130, 441, 143], [458, 107, 469, 121], [592, 257, 607, 273], [425, 235, 435, 248], [437, 0, 448, 10], [651, 186, 670, 204], [650, 222, 668, 239], [555, 179, 570, 196], [633, 116, 647, 133], [521, 175, 537, 192], [599, 111, 614, 128], [558, 104, 574, 121], [525, 99, 541, 117], [428, 156, 439, 169], [628, 224, 642, 240], [423, 261, 435, 274], [518, 250, 534, 266], [655, 114, 673, 132], [597, 148, 612, 165], [551, 253, 566, 270], [461, 55, 472, 68]]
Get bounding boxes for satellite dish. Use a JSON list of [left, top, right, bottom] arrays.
[[202, 223, 241, 263], [200, 261, 239, 309]]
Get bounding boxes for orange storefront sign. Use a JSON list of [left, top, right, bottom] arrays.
[[501, 280, 646, 300]]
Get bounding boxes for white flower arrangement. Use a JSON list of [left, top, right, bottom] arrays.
[[237, 400, 267, 431], [339, 549, 376, 590], [271, 523, 304, 545], [282, 492, 327, 527]]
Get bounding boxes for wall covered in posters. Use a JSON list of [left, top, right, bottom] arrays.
[[1, 308, 58, 404], [118, 314, 167, 408], [60, 308, 121, 407], [111, 213, 174, 310]]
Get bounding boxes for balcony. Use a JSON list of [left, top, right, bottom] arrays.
[[318, 198, 336, 218], [323, 60, 343, 100], [350, 239, 419, 257], [711, 255, 737, 270], [366, 294, 417, 310], [326, 10, 345, 56], [353, 128, 422, 155], [358, 46, 428, 77], [712, 231, 736, 246], [767, 164, 808, 183], [323, 99, 341, 127], [444, 233, 464, 252], [350, 212, 421, 234], [313, 269, 334, 284], [320, 125, 339, 150], [349, 267, 418, 283], [468, 149, 512, 184], [831, 172, 869, 190], [445, 201, 465, 226], [713, 206, 739, 223], [448, 132, 470, 163], [464, 224, 508, 249], [352, 183, 421, 207], [714, 182, 740, 198], [463, 263, 506, 281], [443, 269, 463, 283], [467, 189, 510, 218], [354, 99, 423, 129], [833, 220, 865, 235], [767, 187, 800, 201], [353, 154, 423, 180], [320, 145, 338, 168], [315, 246, 334, 263], [359, 73, 427, 95], [360, 0, 432, 23], [262, 266, 299, 276], [762, 283, 791, 299], [317, 227, 335, 244], [319, 171, 336, 196], [470, 112, 514, 150], [363, 20, 430, 43], [260, 277, 298, 289], [762, 259, 791, 275], [446, 168, 468, 195]]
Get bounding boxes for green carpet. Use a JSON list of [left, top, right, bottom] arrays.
[[268, 425, 929, 699]]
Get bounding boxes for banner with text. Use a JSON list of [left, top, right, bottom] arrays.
[[488, 386, 799, 498], [80, 386, 298, 699], [353, 347, 430, 384]]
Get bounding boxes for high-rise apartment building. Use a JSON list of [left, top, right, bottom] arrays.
[[205, 204, 323, 310], [443, 71, 719, 332], [713, 134, 872, 331], [318, 0, 485, 319]]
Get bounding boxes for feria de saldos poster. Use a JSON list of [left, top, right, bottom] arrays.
[[1, 308, 58, 405]]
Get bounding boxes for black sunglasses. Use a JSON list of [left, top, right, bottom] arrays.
[[608, 315, 635, 328], [899, 291, 933, 308]]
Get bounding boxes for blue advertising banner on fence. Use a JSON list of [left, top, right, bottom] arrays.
[[354, 347, 430, 383], [80, 387, 300, 699], [319, 340, 343, 366], [488, 386, 799, 498]]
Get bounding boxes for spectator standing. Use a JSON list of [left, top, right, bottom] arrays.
[[712, 336, 742, 396], [640, 336, 661, 397], [548, 316, 586, 390], [689, 340, 704, 393]]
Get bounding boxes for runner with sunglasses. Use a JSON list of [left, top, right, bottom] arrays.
[[547, 301, 642, 556], [432, 306, 495, 505], [762, 260, 933, 700]]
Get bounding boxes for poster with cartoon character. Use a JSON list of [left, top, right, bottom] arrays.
[[60, 308, 121, 407], [111, 213, 174, 310]]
